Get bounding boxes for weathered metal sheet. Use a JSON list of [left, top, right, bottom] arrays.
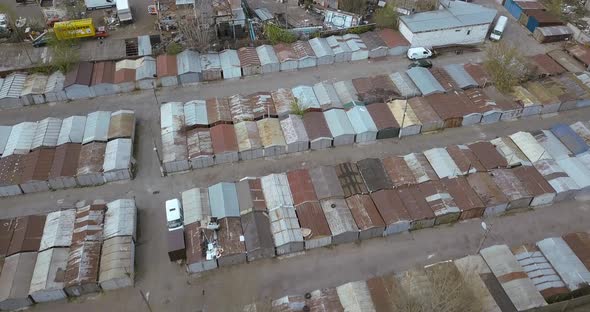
[[534, 158, 580, 202], [257, 118, 287, 157], [453, 255, 504, 312], [370, 189, 411, 235], [237, 47, 261, 77], [556, 156, 590, 190], [234, 121, 263, 160], [0, 154, 24, 197], [326, 35, 352, 63], [468, 141, 508, 170], [108, 110, 135, 141], [443, 64, 478, 89], [417, 180, 460, 225], [320, 198, 358, 244], [44, 71, 67, 103], [532, 130, 572, 160], [388, 99, 421, 137], [537, 237, 590, 292], [287, 169, 318, 206], [268, 205, 304, 256], [104, 198, 137, 241], [208, 182, 240, 219], [308, 165, 344, 201], [200, 53, 222, 81], [343, 33, 368, 61], [336, 280, 376, 311], [442, 176, 485, 220], [324, 109, 355, 146], [184, 222, 216, 273], [466, 172, 509, 217], [512, 165, 556, 207], [551, 123, 589, 156], [241, 211, 275, 261], [563, 232, 590, 271], [161, 128, 189, 173], [407, 97, 443, 133], [309, 37, 335, 65], [423, 147, 462, 179], [210, 124, 239, 164], [333, 80, 359, 108], [366, 103, 400, 139], [216, 217, 247, 267], [397, 186, 435, 230], [176, 50, 202, 85], [446, 144, 486, 175], [237, 178, 267, 215], [182, 187, 211, 225], [490, 136, 531, 167], [334, 162, 368, 197], [352, 75, 398, 105], [294, 201, 332, 250], [206, 97, 232, 126], [261, 173, 294, 210], [249, 92, 277, 120], [406, 67, 445, 96], [274, 43, 298, 71], [99, 236, 134, 290], [7, 215, 46, 256], [156, 55, 179, 86], [183, 100, 208, 128], [39, 209, 75, 251], [29, 247, 69, 303], [219, 49, 242, 80], [57, 116, 86, 146], [271, 88, 296, 117], [71, 203, 105, 244], [3, 121, 36, 157], [389, 71, 421, 98], [314, 82, 343, 110], [490, 169, 533, 209], [228, 94, 254, 123], [20, 148, 54, 194], [76, 142, 106, 185], [82, 111, 111, 144], [64, 240, 101, 297], [382, 156, 417, 188], [356, 158, 392, 193], [423, 92, 466, 128], [103, 138, 133, 182], [292, 85, 320, 112], [256, 45, 280, 74], [0, 252, 37, 310], [32, 117, 61, 150], [280, 114, 309, 153], [0, 126, 11, 156], [346, 194, 385, 240], [186, 128, 214, 169], [304, 287, 343, 312], [292, 40, 317, 68], [346, 106, 378, 143], [403, 153, 438, 183], [303, 111, 333, 150], [509, 131, 551, 163]]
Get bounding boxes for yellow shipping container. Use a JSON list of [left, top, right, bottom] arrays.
[[53, 18, 96, 40]]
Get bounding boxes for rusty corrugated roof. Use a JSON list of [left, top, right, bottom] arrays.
[[90, 61, 115, 85], [287, 169, 318, 206], [65, 61, 93, 87], [157, 54, 178, 77], [7, 215, 45, 256], [206, 97, 232, 126], [77, 142, 106, 175], [21, 148, 55, 182], [49, 143, 81, 179], [210, 124, 238, 154], [530, 54, 566, 76], [237, 47, 261, 66], [346, 194, 385, 231], [295, 201, 332, 240], [0, 154, 25, 187]]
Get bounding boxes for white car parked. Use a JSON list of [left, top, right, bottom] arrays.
[[165, 199, 184, 231], [407, 47, 433, 60]]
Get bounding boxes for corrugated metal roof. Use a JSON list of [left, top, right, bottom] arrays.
[[51, 149, 81, 185], [108, 110, 135, 141], [114, 60, 137, 84], [182, 188, 211, 225], [240, 210, 274, 260], [382, 156, 417, 187], [90, 62, 115, 85], [237, 47, 261, 66], [404, 153, 438, 183], [369, 189, 410, 231], [320, 198, 357, 239], [40, 209, 75, 251], [135, 56, 157, 80], [0, 154, 25, 188], [535, 25, 573, 36], [333, 80, 359, 107], [210, 124, 238, 154], [273, 43, 297, 63], [156, 55, 178, 77], [423, 147, 462, 178], [234, 121, 262, 153], [206, 97, 232, 126], [65, 240, 101, 290], [161, 128, 187, 166], [8, 215, 46, 256], [220, 49, 241, 78], [21, 73, 48, 96], [292, 86, 320, 111], [83, 111, 111, 144], [29, 247, 68, 298], [256, 45, 280, 66], [309, 38, 334, 58], [294, 201, 331, 244], [99, 236, 134, 290], [453, 255, 505, 312], [237, 178, 267, 214], [32, 117, 62, 150], [443, 64, 478, 89], [216, 217, 246, 261], [271, 88, 295, 117], [249, 92, 276, 119], [187, 128, 213, 161], [137, 35, 152, 56], [303, 111, 332, 141], [570, 121, 590, 145], [292, 40, 316, 60], [346, 106, 378, 136], [490, 136, 531, 167], [257, 118, 286, 150], [360, 31, 387, 51], [467, 141, 507, 170], [64, 62, 93, 87], [490, 168, 532, 205], [509, 131, 551, 163], [336, 281, 376, 311], [418, 180, 460, 218], [326, 36, 352, 56], [463, 63, 491, 87], [389, 72, 421, 98], [397, 186, 435, 224], [261, 173, 294, 209], [44, 71, 66, 94], [513, 165, 555, 199], [556, 157, 590, 189], [229, 95, 254, 123], [268, 205, 303, 247], [563, 232, 590, 270], [208, 182, 240, 218], [400, 2, 496, 33], [537, 237, 590, 291], [388, 99, 421, 129], [3, 121, 36, 157], [357, 158, 392, 192], [71, 203, 105, 244], [378, 28, 409, 48], [346, 194, 385, 232], [21, 148, 55, 183], [176, 50, 201, 75], [406, 67, 445, 96], [77, 142, 106, 175], [280, 114, 308, 145], [511, 244, 568, 300], [344, 34, 368, 59], [57, 116, 86, 145], [442, 176, 485, 220], [466, 172, 509, 209], [335, 162, 368, 197], [313, 82, 342, 110], [530, 54, 566, 76], [532, 130, 572, 160], [102, 138, 132, 173], [183, 100, 208, 128], [353, 75, 399, 104], [310, 165, 345, 200], [324, 109, 355, 139]]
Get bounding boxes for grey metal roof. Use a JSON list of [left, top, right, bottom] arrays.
[[83, 111, 111, 144], [423, 147, 462, 178], [268, 205, 303, 247], [535, 25, 573, 36], [292, 85, 320, 111], [389, 72, 421, 98], [443, 64, 478, 89], [20, 74, 48, 96], [160, 102, 185, 130], [32, 117, 62, 150], [208, 182, 240, 218], [400, 2, 497, 33], [135, 56, 156, 81], [0, 72, 26, 99], [261, 173, 294, 210], [183, 100, 208, 128], [326, 36, 352, 55], [39, 209, 76, 251], [57, 116, 86, 145], [537, 237, 590, 291], [309, 38, 334, 58], [3, 121, 36, 157], [0, 126, 12, 155], [406, 67, 445, 96], [104, 198, 137, 240], [220, 49, 241, 77], [181, 187, 211, 225], [324, 109, 355, 138], [103, 138, 133, 173], [176, 50, 202, 75], [256, 45, 279, 65], [255, 8, 273, 21], [313, 82, 342, 110], [137, 35, 152, 56], [29, 247, 68, 297], [200, 53, 222, 70], [44, 71, 65, 94], [346, 106, 378, 134]]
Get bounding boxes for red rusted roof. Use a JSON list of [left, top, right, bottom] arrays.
[[287, 169, 318, 206], [91, 61, 115, 85], [377, 29, 409, 48], [157, 54, 179, 77], [210, 124, 238, 154], [530, 54, 566, 76], [237, 47, 261, 66]]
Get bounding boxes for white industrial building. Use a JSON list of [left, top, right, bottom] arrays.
[[399, 2, 497, 47]]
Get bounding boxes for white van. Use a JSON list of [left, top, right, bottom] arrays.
[[165, 199, 183, 231], [407, 47, 433, 60], [490, 16, 508, 41]]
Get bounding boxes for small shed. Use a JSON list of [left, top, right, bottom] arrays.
[[343, 33, 369, 61], [389, 72, 421, 98], [346, 194, 385, 240], [324, 109, 355, 146], [408, 97, 443, 133], [360, 31, 388, 58], [268, 205, 304, 255], [294, 201, 332, 249], [32, 117, 62, 150], [0, 155, 25, 197], [525, 81, 561, 114], [490, 136, 532, 167], [216, 217, 247, 267], [280, 114, 309, 153], [234, 121, 263, 160], [302, 111, 333, 150], [534, 25, 573, 43], [387, 99, 422, 137], [441, 177, 485, 220], [184, 100, 208, 128], [326, 36, 352, 63], [313, 82, 342, 111], [551, 123, 589, 156], [382, 156, 417, 188], [257, 118, 287, 157], [76, 142, 106, 186], [20, 148, 54, 193], [513, 165, 556, 207], [335, 162, 368, 198], [161, 128, 189, 173], [537, 237, 590, 292], [308, 37, 335, 65], [292, 40, 317, 69], [29, 247, 69, 303], [114, 60, 137, 93], [206, 97, 232, 126], [378, 28, 409, 56], [422, 92, 465, 128], [334, 80, 361, 108], [135, 56, 157, 89], [466, 172, 509, 217], [490, 169, 533, 209], [346, 106, 378, 143], [320, 198, 358, 244], [181, 187, 211, 225], [200, 53, 223, 81], [241, 211, 275, 261], [397, 186, 436, 230], [443, 64, 478, 90], [292, 85, 321, 112], [49, 143, 82, 190], [423, 147, 462, 179], [404, 153, 439, 184], [208, 182, 240, 219], [108, 110, 135, 141], [90, 61, 117, 97], [0, 252, 37, 310], [468, 141, 508, 170], [39, 209, 76, 251], [20, 74, 48, 105], [210, 124, 239, 164], [238, 47, 262, 76], [83, 111, 111, 144], [0, 72, 26, 108], [184, 222, 216, 273], [480, 245, 548, 311], [406, 67, 445, 96], [44, 71, 67, 103], [176, 50, 202, 85], [366, 102, 400, 139], [509, 131, 551, 163], [249, 92, 277, 120], [99, 236, 134, 290], [3, 121, 36, 157], [357, 158, 393, 193], [310, 165, 345, 200], [64, 240, 102, 297], [236, 178, 267, 215], [256, 45, 280, 73], [274, 43, 298, 71], [271, 88, 296, 117], [417, 180, 461, 225], [64, 62, 94, 100], [156, 54, 179, 87], [534, 159, 580, 202], [102, 138, 133, 182], [370, 189, 411, 235], [220, 49, 242, 80]]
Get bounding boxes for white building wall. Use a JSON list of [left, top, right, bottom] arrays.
[[401, 22, 491, 48]]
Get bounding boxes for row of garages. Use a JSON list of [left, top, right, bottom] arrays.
[[0, 110, 136, 197], [251, 229, 590, 311], [0, 199, 137, 311], [166, 119, 590, 274], [160, 55, 589, 173], [503, 0, 574, 43], [0, 29, 410, 108]]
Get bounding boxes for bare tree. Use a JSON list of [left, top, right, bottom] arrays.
[[177, 0, 213, 52], [484, 41, 529, 94], [338, 0, 366, 15]]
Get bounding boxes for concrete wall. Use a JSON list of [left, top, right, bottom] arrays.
[[400, 22, 491, 47]]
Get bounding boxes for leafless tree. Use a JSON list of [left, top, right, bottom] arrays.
[[484, 41, 530, 94], [177, 0, 214, 52]]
